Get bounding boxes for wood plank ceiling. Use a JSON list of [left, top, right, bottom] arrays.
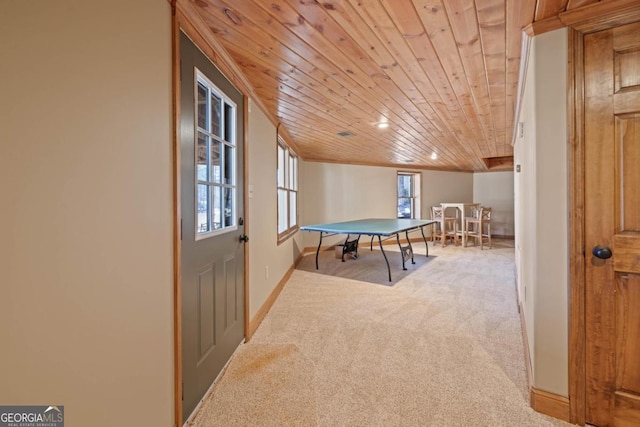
[[187, 0, 628, 171]]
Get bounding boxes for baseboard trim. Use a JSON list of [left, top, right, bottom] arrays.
[[303, 246, 326, 255], [246, 261, 296, 341], [530, 388, 571, 422], [519, 301, 534, 391], [493, 234, 514, 239], [519, 302, 571, 423]]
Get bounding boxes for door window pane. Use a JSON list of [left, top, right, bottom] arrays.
[[197, 133, 208, 182], [211, 93, 221, 138], [195, 70, 237, 237], [223, 187, 234, 228], [224, 103, 233, 142], [197, 184, 210, 233], [224, 143, 234, 185], [197, 82, 207, 129], [210, 141, 221, 183], [212, 185, 221, 230]]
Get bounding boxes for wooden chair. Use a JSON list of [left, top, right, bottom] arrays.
[[431, 206, 458, 247], [459, 206, 477, 246], [465, 207, 492, 249]]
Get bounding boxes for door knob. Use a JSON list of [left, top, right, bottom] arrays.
[[239, 234, 249, 243], [592, 245, 612, 259]]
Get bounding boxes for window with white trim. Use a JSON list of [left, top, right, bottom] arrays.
[[195, 69, 237, 237], [397, 172, 421, 219], [277, 138, 298, 241]]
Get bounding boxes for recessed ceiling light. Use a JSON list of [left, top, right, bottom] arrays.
[[430, 152, 438, 160], [377, 122, 389, 129]]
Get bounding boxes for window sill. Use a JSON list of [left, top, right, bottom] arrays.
[[277, 226, 299, 245]]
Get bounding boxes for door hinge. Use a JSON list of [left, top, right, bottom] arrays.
[[180, 218, 183, 241], [182, 381, 184, 401]]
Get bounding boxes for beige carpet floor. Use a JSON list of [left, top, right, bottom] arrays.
[[189, 239, 572, 426]]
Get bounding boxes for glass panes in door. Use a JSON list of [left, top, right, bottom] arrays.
[[195, 69, 237, 237]]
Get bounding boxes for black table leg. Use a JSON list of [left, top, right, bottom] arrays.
[[315, 232, 323, 270], [405, 230, 415, 264], [420, 226, 429, 257], [378, 235, 392, 282], [396, 234, 407, 270], [342, 234, 350, 262]]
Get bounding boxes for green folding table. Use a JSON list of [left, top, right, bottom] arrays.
[[300, 218, 436, 281]]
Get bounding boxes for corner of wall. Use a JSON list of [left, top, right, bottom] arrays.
[[514, 27, 569, 400]]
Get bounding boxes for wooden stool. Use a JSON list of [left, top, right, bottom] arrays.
[[431, 206, 458, 247], [465, 207, 492, 249]]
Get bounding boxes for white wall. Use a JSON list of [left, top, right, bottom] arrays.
[[421, 170, 475, 216], [300, 163, 474, 248], [473, 172, 515, 237], [247, 100, 303, 319], [515, 38, 538, 379], [0, 1, 174, 426], [514, 28, 569, 397], [300, 162, 396, 247]]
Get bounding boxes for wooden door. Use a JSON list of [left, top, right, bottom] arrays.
[[180, 32, 246, 423], [584, 21, 640, 427]]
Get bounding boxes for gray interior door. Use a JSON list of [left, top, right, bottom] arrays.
[[180, 32, 245, 423]]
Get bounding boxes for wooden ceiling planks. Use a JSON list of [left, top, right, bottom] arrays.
[[505, 0, 537, 147], [453, 3, 493, 141], [185, 0, 639, 171], [534, 0, 570, 21], [262, 0, 458, 166], [414, 1, 491, 159], [380, 0, 483, 167], [343, 0, 481, 168], [310, 0, 475, 167], [444, 0, 498, 157], [565, 0, 601, 10], [329, 0, 479, 167], [477, 0, 507, 156], [193, 0, 493, 170], [331, 1, 457, 160]]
